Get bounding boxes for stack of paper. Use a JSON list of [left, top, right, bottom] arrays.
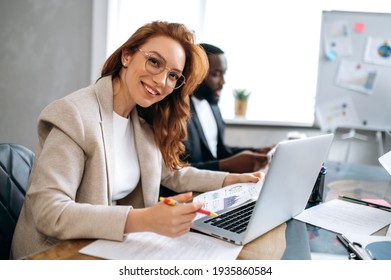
[[79, 231, 243, 260]]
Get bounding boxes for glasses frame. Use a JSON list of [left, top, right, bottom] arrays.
[[138, 48, 186, 90]]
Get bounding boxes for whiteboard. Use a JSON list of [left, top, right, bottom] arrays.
[[315, 10, 391, 132]]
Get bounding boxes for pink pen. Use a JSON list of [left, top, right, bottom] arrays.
[[159, 197, 218, 217]]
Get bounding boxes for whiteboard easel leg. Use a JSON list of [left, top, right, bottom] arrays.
[[341, 129, 369, 162], [341, 129, 368, 141], [376, 131, 384, 157]]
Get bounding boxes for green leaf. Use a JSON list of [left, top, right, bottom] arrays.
[[233, 89, 251, 100]]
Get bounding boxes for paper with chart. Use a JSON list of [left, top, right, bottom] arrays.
[[364, 37, 391, 67], [335, 59, 378, 95], [315, 96, 359, 132], [323, 20, 353, 60], [193, 180, 263, 220]]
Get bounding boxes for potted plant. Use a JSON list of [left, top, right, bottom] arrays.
[[233, 89, 250, 117]]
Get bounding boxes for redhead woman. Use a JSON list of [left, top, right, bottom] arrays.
[[11, 21, 261, 259]]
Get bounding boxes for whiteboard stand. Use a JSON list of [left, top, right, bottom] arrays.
[[341, 129, 368, 162], [376, 130, 384, 157], [341, 128, 385, 162], [341, 128, 368, 141]]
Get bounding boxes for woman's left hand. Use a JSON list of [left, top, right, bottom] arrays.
[[222, 171, 263, 187]]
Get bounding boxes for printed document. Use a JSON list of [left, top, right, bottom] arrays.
[[79, 231, 243, 260], [294, 199, 391, 235], [192, 180, 263, 220]]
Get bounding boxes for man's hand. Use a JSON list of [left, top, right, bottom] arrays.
[[219, 151, 269, 173]]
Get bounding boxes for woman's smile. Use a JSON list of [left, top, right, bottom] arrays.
[[142, 81, 161, 96]]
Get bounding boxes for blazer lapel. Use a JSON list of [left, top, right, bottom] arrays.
[[94, 77, 115, 204], [210, 103, 225, 140]]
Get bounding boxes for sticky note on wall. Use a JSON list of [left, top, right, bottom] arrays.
[[354, 22, 365, 33]]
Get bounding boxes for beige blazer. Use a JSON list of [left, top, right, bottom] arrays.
[[11, 76, 228, 259]]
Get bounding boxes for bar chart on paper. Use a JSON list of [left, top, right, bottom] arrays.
[[193, 181, 263, 220]]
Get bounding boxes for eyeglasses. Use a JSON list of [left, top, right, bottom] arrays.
[[138, 49, 186, 90]]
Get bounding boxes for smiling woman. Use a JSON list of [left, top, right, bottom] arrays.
[[11, 20, 263, 260]]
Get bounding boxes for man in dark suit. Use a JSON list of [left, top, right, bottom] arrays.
[[183, 43, 273, 173]]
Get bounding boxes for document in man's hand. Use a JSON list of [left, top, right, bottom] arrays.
[[79, 231, 243, 260], [294, 199, 391, 235]]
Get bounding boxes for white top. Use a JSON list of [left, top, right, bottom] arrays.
[[191, 96, 218, 158], [112, 111, 140, 201]]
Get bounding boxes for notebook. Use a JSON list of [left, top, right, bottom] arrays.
[[191, 133, 334, 245]]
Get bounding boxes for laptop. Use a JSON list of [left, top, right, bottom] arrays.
[[191, 133, 334, 245]]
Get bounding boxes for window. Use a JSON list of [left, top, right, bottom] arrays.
[[102, 0, 391, 126]]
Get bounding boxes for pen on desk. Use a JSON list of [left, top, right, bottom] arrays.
[[336, 234, 365, 260], [159, 197, 219, 217], [338, 195, 391, 212]]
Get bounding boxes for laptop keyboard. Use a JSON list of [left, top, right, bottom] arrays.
[[203, 201, 256, 234]]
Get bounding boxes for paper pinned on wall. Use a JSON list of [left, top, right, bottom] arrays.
[[315, 96, 359, 132], [364, 37, 391, 67], [335, 59, 378, 95], [323, 20, 353, 60]]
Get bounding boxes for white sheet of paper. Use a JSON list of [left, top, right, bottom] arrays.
[[294, 199, 391, 235], [192, 180, 263, 220], [79, 231, 243, 260], [379, 150, 391, 176]]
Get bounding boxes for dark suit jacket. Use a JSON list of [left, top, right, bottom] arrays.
[[183, 98, 254, 171]]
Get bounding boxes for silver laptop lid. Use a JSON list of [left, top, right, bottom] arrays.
[[242, 133, 334, 244], [192, 134, 334, 245]]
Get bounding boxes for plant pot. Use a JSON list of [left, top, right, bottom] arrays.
[[235, 99, 247, 117]]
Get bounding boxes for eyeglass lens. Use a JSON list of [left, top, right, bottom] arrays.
[[140, 50, 185, 89]]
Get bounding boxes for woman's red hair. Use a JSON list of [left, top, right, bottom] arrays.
[[100, 21, 208, 170]]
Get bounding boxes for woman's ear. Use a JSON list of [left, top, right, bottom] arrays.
[[122, 51, 130, 68]]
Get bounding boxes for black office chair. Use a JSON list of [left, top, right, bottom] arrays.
[[0, 143, 34, 259]]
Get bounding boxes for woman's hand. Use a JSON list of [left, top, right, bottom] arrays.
[[222, 171, 263, 187], [124, 192, 203, 237]]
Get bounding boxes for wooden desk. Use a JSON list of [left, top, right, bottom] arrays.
[[26, 162, 391, 260], [28, 223, 287, 260]]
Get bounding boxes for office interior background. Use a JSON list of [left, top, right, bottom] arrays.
[[1, 0, 390, 167]]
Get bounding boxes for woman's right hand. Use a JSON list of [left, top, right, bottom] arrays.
[[124, 192, 203, 237]]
